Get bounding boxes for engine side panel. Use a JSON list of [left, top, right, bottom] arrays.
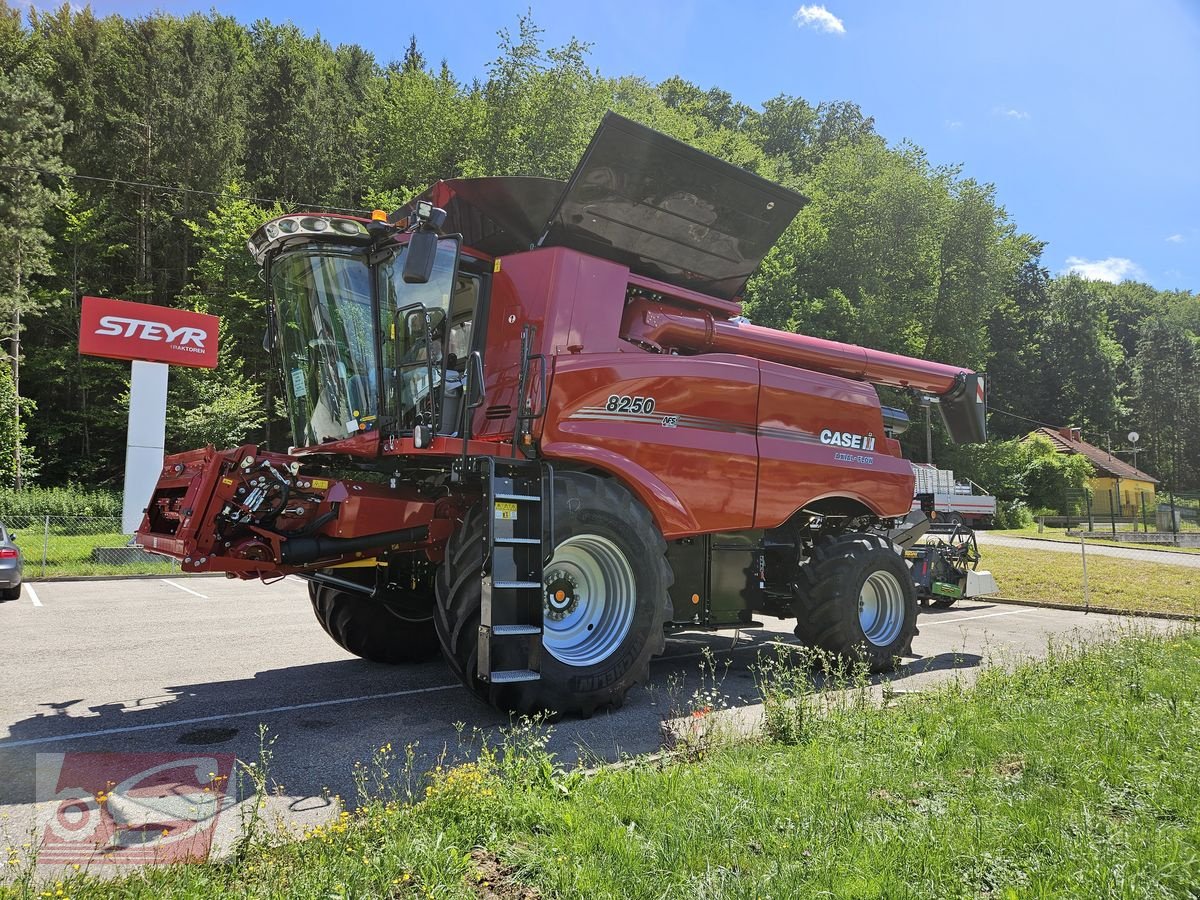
[[539, 352, 760, 537], [755, 360, 914, 526]]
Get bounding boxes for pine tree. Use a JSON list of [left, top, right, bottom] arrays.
[[0, 66, 71, 488]]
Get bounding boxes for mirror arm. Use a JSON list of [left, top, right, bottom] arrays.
[[467, 351, 486, 409]]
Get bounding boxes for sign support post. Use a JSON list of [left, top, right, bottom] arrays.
[[122, 360, 170, 533], [77, 296, 220, 535]]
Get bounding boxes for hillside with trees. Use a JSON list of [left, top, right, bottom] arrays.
[[0, 4, 1196, 496]]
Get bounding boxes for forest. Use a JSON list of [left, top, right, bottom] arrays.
[[1, 3, 1197, 501]]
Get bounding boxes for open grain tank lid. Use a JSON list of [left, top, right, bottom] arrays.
[[540, 112, 808, 300], [395, 112, 808, 301]]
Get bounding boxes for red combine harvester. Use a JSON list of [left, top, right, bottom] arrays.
[[136, 114, 987, 714]]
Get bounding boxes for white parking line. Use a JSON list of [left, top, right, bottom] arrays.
[[920, 609, 1031, 627], [0, 683, 461, 748], [26, 584, 41, 607], [160, 579, 208, 599]]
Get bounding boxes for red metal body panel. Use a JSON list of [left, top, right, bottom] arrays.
[[473, 248, 631, 440], [755, 362, 913, 525], [540, 353, 761, 537]]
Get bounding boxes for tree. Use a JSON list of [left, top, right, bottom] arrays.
[[985, 236, 1051, 438], [179, 184, 280, 446], [0, 65, 70, 488], [0, 356, 28, 487], [1131, 304, 1200, 489], [1037, 276, 1124, 435], [401, 34, 425, 74]]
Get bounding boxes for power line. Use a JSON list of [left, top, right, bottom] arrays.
[[985, 405, 1063, 431], [0, 162, 372, 216]]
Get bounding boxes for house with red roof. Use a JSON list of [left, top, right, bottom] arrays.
[[1030, 427, 1158, 517]]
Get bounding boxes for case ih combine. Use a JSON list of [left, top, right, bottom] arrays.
[[136, 114, 988, 715]]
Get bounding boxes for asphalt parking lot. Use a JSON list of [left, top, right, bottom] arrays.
[[0, 575, 1176, 874]]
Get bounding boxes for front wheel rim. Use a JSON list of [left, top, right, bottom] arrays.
[[542, 534, 637, 667], [858, 569, 906, 647]]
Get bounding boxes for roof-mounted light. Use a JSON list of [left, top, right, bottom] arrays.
[[246, 214, 375, 265]]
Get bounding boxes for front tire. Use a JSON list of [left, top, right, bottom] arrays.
[[435, 471, 672, 716], [793, 532, 918, 672], [309, 578, 438, 664]]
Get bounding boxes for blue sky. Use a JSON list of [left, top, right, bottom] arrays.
[[81, 0, 1200, 291]]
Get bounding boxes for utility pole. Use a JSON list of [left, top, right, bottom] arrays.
[[921, 395, 935, 465], [11, 245, 21, 491], [124, 119, 152, 288]]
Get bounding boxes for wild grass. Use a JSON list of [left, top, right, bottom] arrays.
[[0, 488, 122, 519], [6, 628, 1199, 898]]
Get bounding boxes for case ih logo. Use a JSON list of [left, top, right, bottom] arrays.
[[79, 296, 219, 368], [36, 752, 235, 865]]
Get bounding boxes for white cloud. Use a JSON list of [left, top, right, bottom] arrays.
[[793, 5, 845, 34], [994, 107, 1030, 120], [944, 120, 963, 130], [1166, 233, 1184, 243], [1063, 256, 1144, 283]]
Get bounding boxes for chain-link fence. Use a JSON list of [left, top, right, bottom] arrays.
[[976, 529, 1200, 619], [1, 515, 178, 578], [1034, 488, 1200, 541]]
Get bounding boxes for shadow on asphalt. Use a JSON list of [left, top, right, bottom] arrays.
[[0, 618, 986, 806]]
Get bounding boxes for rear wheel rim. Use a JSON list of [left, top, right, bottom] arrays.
[[542, 535, 636, 667], [858, 569, 906, 647]]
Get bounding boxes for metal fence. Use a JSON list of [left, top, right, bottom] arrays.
[[1039, 488, 1200, 538], [977, 529, 1200, 620], [2, 515, 178, 578]]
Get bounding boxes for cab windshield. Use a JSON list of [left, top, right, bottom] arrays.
[[271, 239, 467, 447]]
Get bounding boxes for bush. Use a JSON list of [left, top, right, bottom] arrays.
[[994, 499, 1033, 529], [953, 435, 1093, 514], [0, 485, 122, 518]]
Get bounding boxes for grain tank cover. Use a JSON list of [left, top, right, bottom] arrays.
[[393, 177, 566, 257], [538, 112, 808, 300]]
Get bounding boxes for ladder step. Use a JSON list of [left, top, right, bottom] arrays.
[[489, 669, 541, 683], [494, 493, 541, 502], [494, 537, 542, 545], [492, 625, 542, 635], [494, 581, 542, 589]]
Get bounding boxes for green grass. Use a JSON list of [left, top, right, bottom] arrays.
[[7, 529, 178, 578], [980, 544, 1200, 616], [6, 631, 1200, 898]]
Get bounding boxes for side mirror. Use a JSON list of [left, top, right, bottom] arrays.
[[402, 231, 439, 284]]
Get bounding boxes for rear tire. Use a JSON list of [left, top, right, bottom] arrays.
[[434, 471, 672, 716], [793, 532, 918, 672], [1, 585, 19, 601], [309, 578, 438, 664]]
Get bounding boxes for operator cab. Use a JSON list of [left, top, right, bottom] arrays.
[[249, 212, 482, 451]]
